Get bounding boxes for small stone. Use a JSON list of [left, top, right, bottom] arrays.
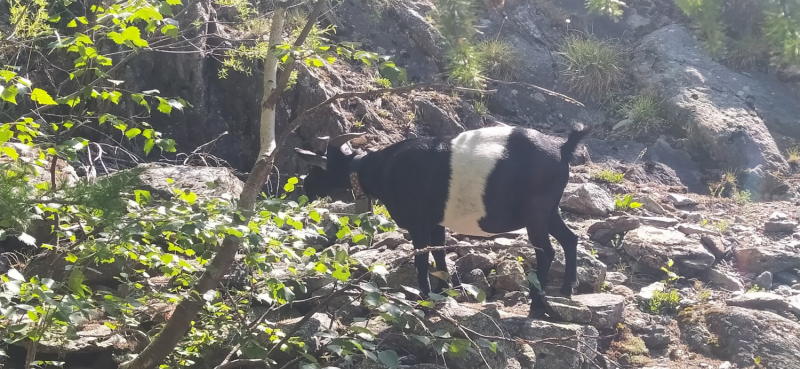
[[587, 216, 641, 244], [755, 271, 773, 290], [455, 253, 495, 273], [489, 259, 527, 292], [572, 293, 625, 329], [372, 231, 407, 250], [765, 220, 798, 233], [546, 296, 593, 324], [637, 282, 666, 304], [634, 195, 666, 215], [726, 292, 791, 312], [769, 212, 789, 222], [606, 271, 628, 285], [501, 291, 527, 307], [640, 216, 680, 228], [638, 324, 672, 349], [560, 183, 615, 217], [613, 119, 632, 131], [708, 269, 744, 292], [678, 224, 718, 236], [667, 193, 697, 206], [684, 212, 703, 223]]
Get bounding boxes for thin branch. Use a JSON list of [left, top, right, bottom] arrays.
[[214, 359, 268, 369], [483, 77, 585, 107], [22, 51, 139, 119], [263, 272, 371, 359], [410, 243, 542, 256]]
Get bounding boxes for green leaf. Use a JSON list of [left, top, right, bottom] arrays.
[[462, 283, 486, 302], [104, 322, 117, 330], [377, 350, 399, 369], [332, 264, 350, 282], [166, 0, 182, 4], [527, 272, 542, 291], [31, 88, 58, 105], [143, 138, 155, 154], [67, 19, 77, 27], [1, 84, 18, 104], [156, 97, 171, 115], [125, 128, 142, 139], [161, 24, 179, 37], [1, 146, 19, 160], [0, 129, 11, 143]]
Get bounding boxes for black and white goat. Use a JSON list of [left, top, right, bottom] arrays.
[[295, 125, 590, 317]]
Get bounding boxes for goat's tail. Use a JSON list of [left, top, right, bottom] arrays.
[[560, 125, 592, 164]]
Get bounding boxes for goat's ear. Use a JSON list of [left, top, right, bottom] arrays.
[[295, 148, 328, 170]]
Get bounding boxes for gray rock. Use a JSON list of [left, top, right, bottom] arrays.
[[606, 271, 628, 285], [552, 247, 608, 292], [770, 212, 790, 222], [632, 25, 789, 189], [546, 297, 593, 325], [755, 271, 774, 290], [677, 224, 718, 236], [501, 291, 528, 307], [634, 195, 667, 215], [587, 216, 641, 244], [735, 245, 800, 274], [560, 183, 615, 217], [642, 138, 706, 194], [371, 231, 407, 250], [276, 313, 339, 353], [622, 226, 715, 276], [500, 311, 599, 368], [455, 253, 495, 273], [134, 162, 244, 200], [572, 293, 626, 329], [726, 292, 791, 312], [774, 271, 800, 285], [637, 282, 666, 304], [765, 220, 798, 233], [666, 193, 697, 207], [460, 268, 491, 302], [705, 306, 800, 368], [489, 259, 527, 292], [638, 324, 672, 350], [708, 269, 744, 292], [789, 295, 800, 316], [640, 216, 680, 228]]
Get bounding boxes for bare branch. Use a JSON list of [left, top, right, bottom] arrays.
[[214, 359, 268, 369], [483, 77, 585, 107]]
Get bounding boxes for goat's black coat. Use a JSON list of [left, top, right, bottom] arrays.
[[296, 125, 590, 317]]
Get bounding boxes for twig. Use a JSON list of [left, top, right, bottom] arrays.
[[410, 243, 543, 256], [483, 77, 585, 107], [214, 359, 268, 369], [22, 52, 139, 119], [263, 272, 371, 358]]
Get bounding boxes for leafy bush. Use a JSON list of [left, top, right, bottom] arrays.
[[675, 0, 727, 56], [476, 39, 525, 80], [733, 189, 752, 205], [593, 169, 625, 183], [787, 146, 800, 167], [585, 0, 627, 22], [558, 34, 624, 100]]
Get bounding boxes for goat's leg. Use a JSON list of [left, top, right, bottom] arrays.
[[430, 226, 450, 293], [549, 206, 579, 298], [411, 231, 433, 298], [527, 223, 556, 318]]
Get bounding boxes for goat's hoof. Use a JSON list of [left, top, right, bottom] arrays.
[[558, 286, 575, 298], [528, 307, 547, 319]]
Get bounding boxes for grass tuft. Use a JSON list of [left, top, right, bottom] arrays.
[[724, 33, 769, 70], [476, 39, 525, 81], [558, 34, 623, 100], [593, 169, 624, 183], [620, 93, 665, 136]]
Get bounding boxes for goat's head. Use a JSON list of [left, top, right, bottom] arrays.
[[295, 132, 364, 199]]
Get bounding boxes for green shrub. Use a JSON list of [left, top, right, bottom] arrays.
[[733, 189, 752, 205], [615, 194, 642, 211], [558, 34, 624, 100], [476, 39, 525, 80], [585, 0, 627, 22], [787, 146, 800, 167], [675, 0, 727, 56], [593, 169, 624, 183]]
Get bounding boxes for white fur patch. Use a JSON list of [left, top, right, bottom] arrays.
[[440, 126, 512, 236]]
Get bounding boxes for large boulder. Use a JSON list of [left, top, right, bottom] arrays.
[[133, 162, 244, 200], [622, 226, 715, 275], [500, 310, 599, 368], [632, 25, 792, 196], [705, 306, 800, 368], [734, 245, 800, 275]]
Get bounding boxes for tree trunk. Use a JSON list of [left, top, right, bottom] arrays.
[[118, 2, 292, 368]]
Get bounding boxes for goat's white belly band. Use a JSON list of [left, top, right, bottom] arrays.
[[440, 126, 511, 237]]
